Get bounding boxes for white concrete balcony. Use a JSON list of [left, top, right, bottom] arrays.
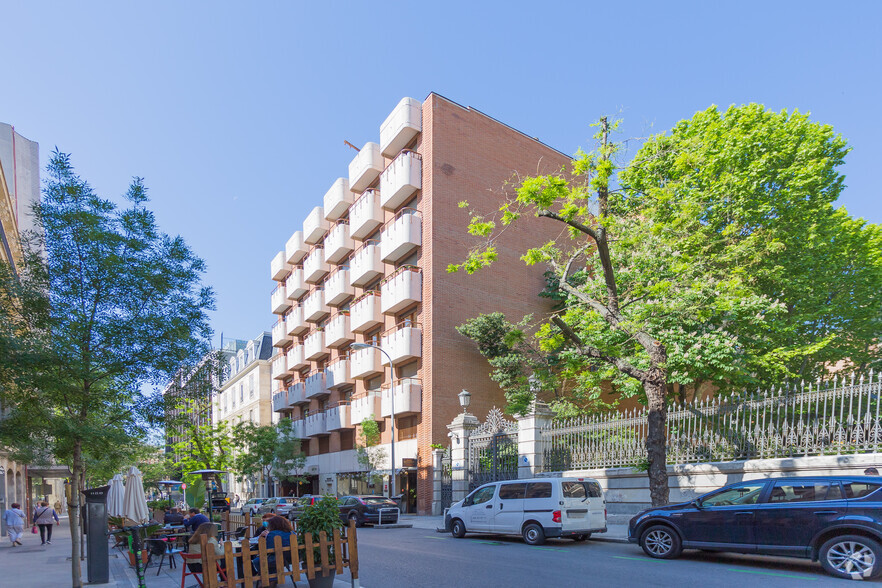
[[349, 189, 384, 240], [304, 411, 329, 437], [381, 378, 422, 417], [380, 150, 422, 211], [380, 266, 422, 314], [286, 267, 308, 300], [272, 389, 288, 413], [350, 241, 383, 287], [350, 347, 383, 379], [325, 311, 353, 348], [380, 324, 422, 365], [325, 357, 351, 389], [323, 178, 355, 222], [380, 97, 422, 158], [286, 305, 308, 336], [272, 354, 287, 380], [288, 382, 307, 407], [303, 247, 329, 284], [272, 320, 291, 347], [286, 230, 308, 265], [324, 222, 354, 264], [350, 291, 383, 333], [324, 268, 354, 307], [271, 284, 292, 315], [380, 209, 421, 263], [326, 402, 352, 431], [290, 418, 305, 438], [303, 206, 330, 245], [303, 288, 330, 322], [351, 392, 382, 423], [304, 330, 327, 361], [271, 251, 291, 281], [348, 142, 384, 194], [287, 344, 309, 372], [305, 371, 329, 399]]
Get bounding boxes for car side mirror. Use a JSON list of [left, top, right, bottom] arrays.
[[691, 499, 703, 509]]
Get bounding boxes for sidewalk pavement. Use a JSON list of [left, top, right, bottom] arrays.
[[399, 514, 630, 543]]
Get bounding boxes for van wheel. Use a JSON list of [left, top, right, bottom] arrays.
[[451, 519, 466, 538], [640, 525, 682, 559], [572, 534, 590, 542], [522, 523, 546, 546], [820, 534, 882, 580]]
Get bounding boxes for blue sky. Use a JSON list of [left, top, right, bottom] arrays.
[[2, 1, 880, 351]]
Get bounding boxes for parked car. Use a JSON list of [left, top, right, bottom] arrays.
[[238, 498, 267, 517], [628, 476, 882, 581], [338, 496, 400, 527], [258, 497, 298, 517], [287, 495, 323, 520], [446, 477, 607, 545]]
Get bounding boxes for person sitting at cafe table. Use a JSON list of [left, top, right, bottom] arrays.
[[184, 508, 210, 532], [164, 507, 185, 526], [252, 516, 293, 573], [189, 522, 225, 558]]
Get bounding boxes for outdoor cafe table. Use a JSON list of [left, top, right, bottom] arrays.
[[229, 537, 261, 580]]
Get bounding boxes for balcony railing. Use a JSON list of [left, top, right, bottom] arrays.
[[325, 311, 353, 348], [272, 389, 288, 413], [271, 251, 291, 281], [290, 418, 305, 438], [380, 208, 421, 263], [272, 320, 291, 348], [381, 378, 422, 417], [287, 344, 308, 372], [323, 177, 355, 222], [305, 371, 329, 399], [349, 189, 383, 240], [349, 240, 383, 287], [324, 221, 354, 264], [304, 411, 329, 437], [286, 266, 307, 300], [380, 97, 422, 158], [380, 150, 422, 211], [350, 346, 383, 379], [326, 402, 352, 431], [348, 142, 384, 193], [288, 382, 307, 407], [303, 206, 330, 245], [380, 323, 422, 365], [350, 290, 383, 333], [303, 246, 329, 284], [286, 230, 308, 264], [286, 305, 308, 336], [350, 392, 382, 423], [304, 329, 327, 361], [271, 283, 291, 315], [380, 266, 422, 314], [324, 267, 354, 307], [271, 353, 287, 380], [303, 288, 329, 322], [325, 356, 351, 389]]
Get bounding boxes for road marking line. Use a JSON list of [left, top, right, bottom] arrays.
[[726, 568, 819, 580], [530, 546, 566, 552], [424, 536, 449, 540], [477, 541, 506, 545], [611, 555, 661, 562]]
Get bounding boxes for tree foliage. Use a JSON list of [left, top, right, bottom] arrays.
[[233, 419, 306, 496], [355, 417, 387, 487]]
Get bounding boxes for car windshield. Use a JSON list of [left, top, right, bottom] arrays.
[[362, 497, 395, 505]]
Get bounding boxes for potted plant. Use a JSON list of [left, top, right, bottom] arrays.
[[296, 495, 344, 588], [109, 516, 160, 566]]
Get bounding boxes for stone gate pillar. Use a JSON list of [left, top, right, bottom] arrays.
[[431, 448, 445, 516], [517, 400, 555, 478], [447, 412, 479, 503]]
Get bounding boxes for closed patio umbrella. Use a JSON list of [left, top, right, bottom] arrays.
[[122, 466, 149, 524], [107, 473, 126, 517]]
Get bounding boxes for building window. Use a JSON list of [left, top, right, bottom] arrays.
[[249, 409, 254, 423], [398, 416, 418, 440], [249, 374, 255, 398]]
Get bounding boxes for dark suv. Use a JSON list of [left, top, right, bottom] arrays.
[[628, 476, 882, 580]]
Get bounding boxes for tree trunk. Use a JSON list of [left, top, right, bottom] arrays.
[[644, 379, 670, 506], [69, 440, 83, 588]]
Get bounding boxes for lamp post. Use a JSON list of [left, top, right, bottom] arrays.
[[351, 342, 396, 500], [458, 389, 471, 414]]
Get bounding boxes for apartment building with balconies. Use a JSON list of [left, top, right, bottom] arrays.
[[268, 94, 570, 513]]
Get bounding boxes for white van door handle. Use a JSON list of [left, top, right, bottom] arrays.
[[485, 504, 492, 509]]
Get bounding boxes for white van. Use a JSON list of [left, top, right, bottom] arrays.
[[446, 477, 607, 545]]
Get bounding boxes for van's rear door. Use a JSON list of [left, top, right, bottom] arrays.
[[561, 480, 605, 532]]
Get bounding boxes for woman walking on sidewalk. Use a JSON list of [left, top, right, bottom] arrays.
[[4, 502, 26, 546], [33, 500, 59, 545]]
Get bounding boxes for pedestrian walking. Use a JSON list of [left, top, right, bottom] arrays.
[[53, 499, 63, 515], [4, 502, 26, 546], [33, 500, 60, 545]]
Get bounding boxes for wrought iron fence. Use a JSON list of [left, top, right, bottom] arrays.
[[467, 408, 519, 490], [542, 372, 882, 472], [440, 447, 453, 510]]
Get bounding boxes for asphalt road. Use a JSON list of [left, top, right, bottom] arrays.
[[353, 527, 869, 587]]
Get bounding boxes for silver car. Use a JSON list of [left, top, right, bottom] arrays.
[[238, 498, 267, 516], [258, 497, 297, 517]]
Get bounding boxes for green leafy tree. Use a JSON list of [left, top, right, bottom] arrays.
[[451, 107, 876, 506], [355, 417, 387, 489], [233, 419, 306, 497], [0, 151, 213, 586]]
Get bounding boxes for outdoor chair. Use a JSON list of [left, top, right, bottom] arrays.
[[145, 538, 180, 575], [179, 552, 204, 588], [234, 526, 248, 539]]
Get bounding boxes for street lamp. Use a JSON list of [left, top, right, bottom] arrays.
[[458, 389, 471, 413], [351, 341, 396, 500]]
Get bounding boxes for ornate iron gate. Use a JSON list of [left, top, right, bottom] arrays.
[[468, 408, 519, 491], [440, 447, 453, 510]]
